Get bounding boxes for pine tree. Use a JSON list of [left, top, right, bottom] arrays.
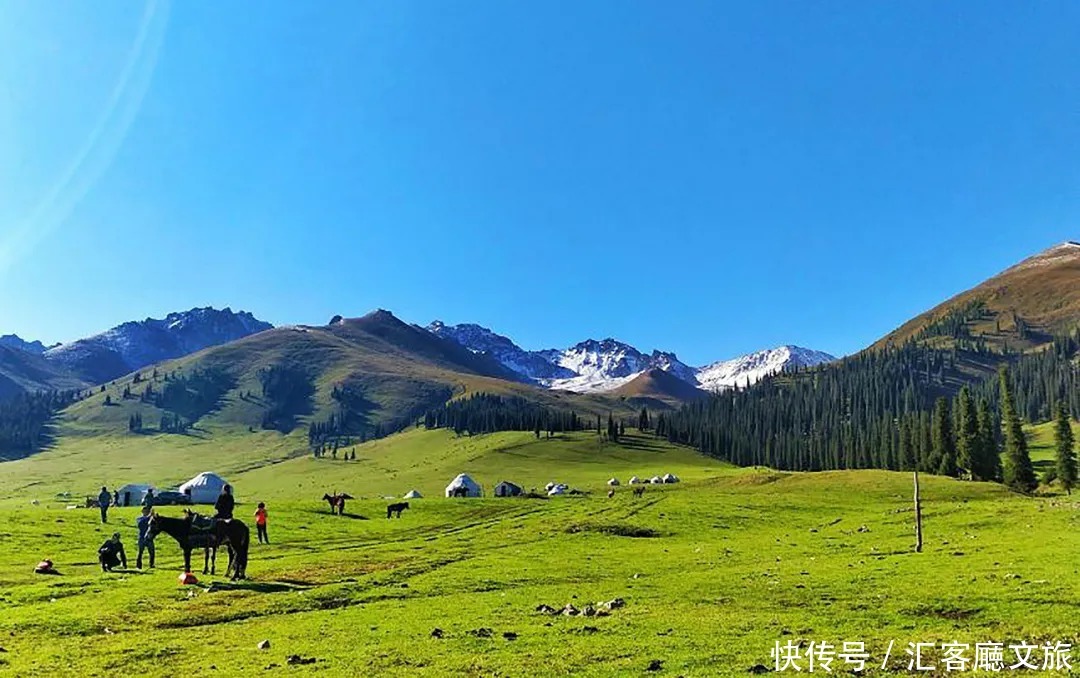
[[1053, 401, 1077, 494], [931, 397, 957, 477], [898, 419, 916, 471], [975, 398, 1000, 481], [955, 387, 978, 477], [1000, 367, 1036, 492]]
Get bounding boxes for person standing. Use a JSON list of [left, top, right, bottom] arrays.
[[113, 489, 120, 507], [141, 488, 155, 508], [98, 486, 111, 523], [214, 484, 234, 520], [136, 506, 155, 569], [254, 502, 269, 544]]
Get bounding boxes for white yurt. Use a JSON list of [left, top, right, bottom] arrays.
[[179, 472, 231, 504], [547, 483, 568, 496], [445, 473, 482, 498], [662, 473, 680, 484], [544, 481, 557, 492], [403, 490, 423, 499], [116, 483, 155, 507], [628, 476, 641, 484], [607, 478, 620, 486], [650, 476, 663, 484], [494, 481, 523, 497]]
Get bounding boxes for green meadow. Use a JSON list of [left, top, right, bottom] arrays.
[[1, 429, 1079, 676]]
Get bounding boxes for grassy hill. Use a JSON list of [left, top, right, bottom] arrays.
[[611, 368, 708, 409], [874, 242, 1080, 353], [21, 310, 646, 464], [2, 430, 1079, 675]]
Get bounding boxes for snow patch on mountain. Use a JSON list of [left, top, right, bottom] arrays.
[[696, 345, 836, 392], [427, 321, 835, 395], [44, 307, 272, 382]]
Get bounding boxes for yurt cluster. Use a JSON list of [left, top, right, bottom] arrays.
[[111, 471, 233, 506], [607, 473, 680, 487], [432, 472, 680, 499]]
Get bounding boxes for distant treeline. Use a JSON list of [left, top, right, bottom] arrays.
[[0, 390, 83, 458], [423, 393, 588, 436], [661, 328, 1080, 489]]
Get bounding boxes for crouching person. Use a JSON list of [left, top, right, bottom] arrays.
[[136, 506, 155, 569], [98, 532, 127, 572]]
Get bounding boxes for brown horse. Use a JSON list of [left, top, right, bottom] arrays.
[[322, 493, 351, 515]]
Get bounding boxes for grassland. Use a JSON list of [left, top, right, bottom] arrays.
[[2, 427, 1080, 676]]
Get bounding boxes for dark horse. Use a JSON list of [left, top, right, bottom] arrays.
[[146, 511, 251, 580], [386, 502, 409, 519], [322, 493, 351, 515]]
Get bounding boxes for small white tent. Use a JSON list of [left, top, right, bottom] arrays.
[[628, 476, 641, 484], [547, 483, 569, 496], [179, 472, 231, 504], [117, 483, 155, 507], [662, 473, 680, 484], [403, 490, 423, 499], [494, 481, 523, 497], [650, 476, 663, 484], [545, 481, 556, 492], [607, 478, 620, 486], [445, 473, 482, 498]]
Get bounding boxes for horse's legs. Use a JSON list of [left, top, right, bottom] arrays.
[[184, 549, 192, 574], [211, 546, 217, 575]]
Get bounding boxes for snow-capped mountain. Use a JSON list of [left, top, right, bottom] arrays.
[[695, 345, 836, 392], [427, 321, 835, 395], [44, 307, 272, 383], [427, 321, 576, 381], [0, 334, 56, 355]]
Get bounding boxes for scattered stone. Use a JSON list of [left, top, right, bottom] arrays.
[[103, 627, 114, 635], [856, 525, 870, 533], [748, 664, 770, 674], [502, 632, 518, 641], [581, 626, 600, 634], [0, 646, 7, 653], [607, 598, 626, 609], [264, 664, 279, 670], [582, 605, 597, 617], [646, 659, 664, 671], [430, 628, 444, 639], [952, 552, 965, 557], [562, 604, 580, 617], [468, 628, 494, 638], [808, 528, 818, 533], [257, 640, 271, 650]]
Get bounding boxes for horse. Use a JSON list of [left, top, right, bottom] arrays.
[[322, 493, 351, 515], [146, 511, 250, 580], [386, 502, 409, 519]]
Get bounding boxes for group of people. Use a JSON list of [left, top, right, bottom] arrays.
[[96, 485, 158, 524], [94, 484, 272, 572]]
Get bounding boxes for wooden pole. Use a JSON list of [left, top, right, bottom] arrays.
[[913, 469, 923, 553]]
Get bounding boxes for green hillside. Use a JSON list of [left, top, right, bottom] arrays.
[[3, 435, 1079, 675]]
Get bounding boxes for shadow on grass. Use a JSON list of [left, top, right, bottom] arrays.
[[204, 580, 309, 594]]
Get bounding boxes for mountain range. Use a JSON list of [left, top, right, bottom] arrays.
[[2, 241, 1080, 465], [2, 310, 833, 401], [426, 321, 835, 394]]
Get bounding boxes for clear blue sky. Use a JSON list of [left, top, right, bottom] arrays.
[[1, 1, 1077, 365]]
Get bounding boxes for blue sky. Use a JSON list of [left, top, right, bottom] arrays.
[[1, 1, 1077, 365]]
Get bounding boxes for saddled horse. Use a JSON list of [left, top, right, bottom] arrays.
[[322, 493, 352, 515], [146, 511, 251, 580]]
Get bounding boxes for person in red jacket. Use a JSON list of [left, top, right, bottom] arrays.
[[254, 502, 269, 544]]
